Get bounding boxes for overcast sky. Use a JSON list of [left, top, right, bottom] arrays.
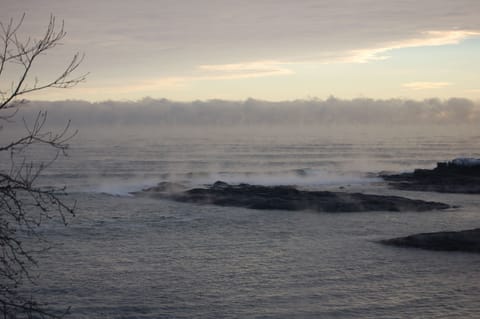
[[2, 0, 480, 101]]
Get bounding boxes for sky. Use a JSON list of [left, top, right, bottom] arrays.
[[2, 0, 480, 102]]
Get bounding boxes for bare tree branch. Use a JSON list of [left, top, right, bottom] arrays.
[[0, 14, 88, 110], [0, 14, 84, 318]]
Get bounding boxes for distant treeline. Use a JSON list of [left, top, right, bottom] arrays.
[[15, 97, 480, 126]]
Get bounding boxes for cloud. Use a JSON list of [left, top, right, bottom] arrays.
[[338, 30, 480, 63], [198, 60, 293, 79], [151, 29, 480, 90], [402, 82, 453, 90], [3, 1, 480, 86], [79, 27, 477, 96], [69, 60, 295, 96]]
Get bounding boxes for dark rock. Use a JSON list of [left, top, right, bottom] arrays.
[[134, 181, 188, 195], [381, 158, 480, 193], [137, 181, 450, 213], [211, 180, 230, 190], [381, 228, 480, 253]]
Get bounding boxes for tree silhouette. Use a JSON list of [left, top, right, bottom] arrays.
[[0, 15, 86, 318]]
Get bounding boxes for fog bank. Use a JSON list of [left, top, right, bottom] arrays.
[[13, 97, 480, 127]]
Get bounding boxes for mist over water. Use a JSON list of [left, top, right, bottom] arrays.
[[2, 101, 480, 318], [15, 96, 480, 127], [16, 122, 477, 197]]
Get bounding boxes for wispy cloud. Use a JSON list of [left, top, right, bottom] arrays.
[[402, 82, 452, 90], [197, 60, 293, 79], [52, 30, 479, 100], [339, 30, 480, 63], [69, 61, 294, 97]]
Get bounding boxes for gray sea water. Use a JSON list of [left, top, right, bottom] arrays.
[[7, 125, 480, 318]]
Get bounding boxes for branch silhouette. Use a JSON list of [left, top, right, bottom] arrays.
[[0, 15, 84, 318]]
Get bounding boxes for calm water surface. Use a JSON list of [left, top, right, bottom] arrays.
[[10, 126, 480, 318]]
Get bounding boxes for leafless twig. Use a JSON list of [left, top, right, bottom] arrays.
[[0, 14, 84, 318]]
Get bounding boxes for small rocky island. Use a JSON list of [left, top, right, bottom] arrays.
[[381, 158, 480, 193], [135, 181, 449, 213], [381, 228, 480, 253]]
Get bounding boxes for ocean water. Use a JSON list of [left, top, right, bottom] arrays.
[[5, 125, 480, 318]]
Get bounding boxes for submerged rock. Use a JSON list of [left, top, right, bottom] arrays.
[[381, 228, 480, 253], [136, 181, 449, 213], [381, 158, 480, 193]]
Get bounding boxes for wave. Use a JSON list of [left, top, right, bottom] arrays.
[[79, 178, 161, 196]]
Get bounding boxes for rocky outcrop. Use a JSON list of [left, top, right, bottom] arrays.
[[381, 158, 480, 193], [381, 228, 480, 253], [135, 181, 450, 213]]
